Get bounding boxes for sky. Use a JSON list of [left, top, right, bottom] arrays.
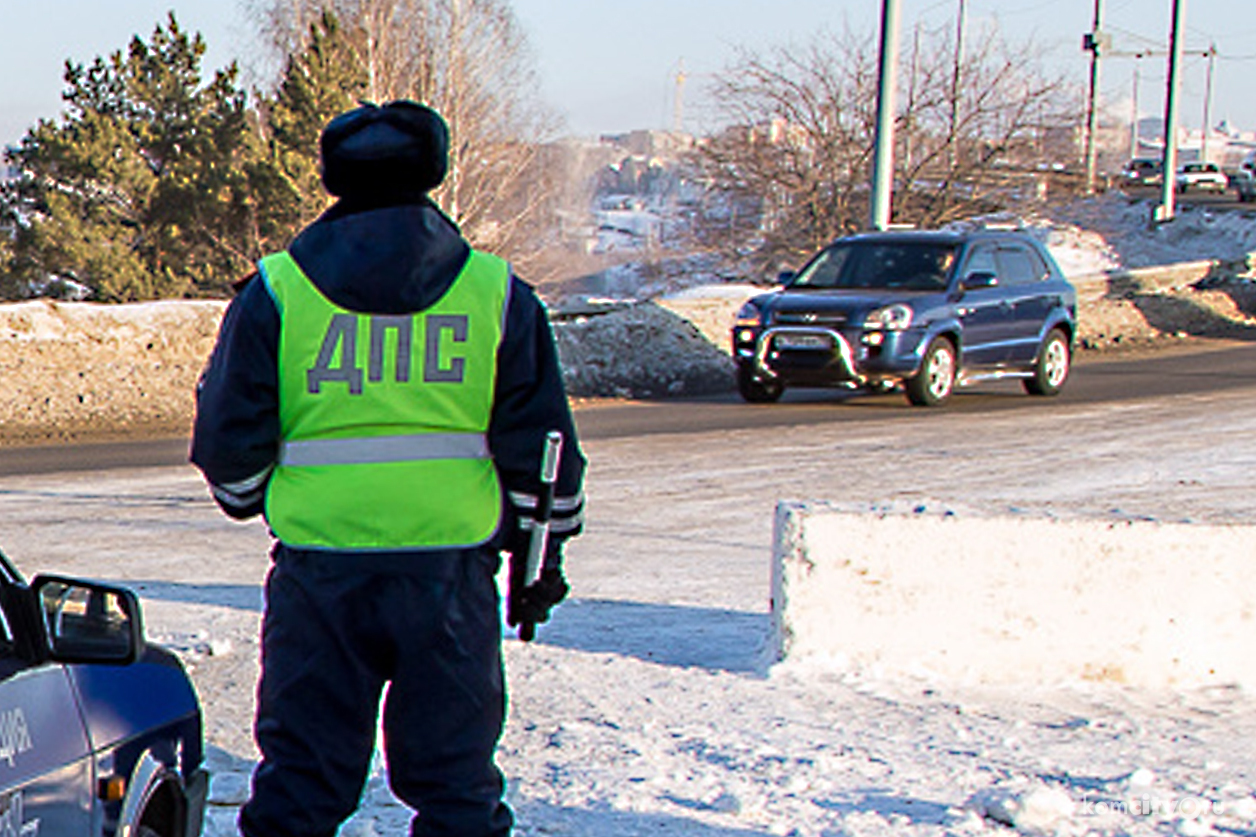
[[1, 0, 1255, 151]]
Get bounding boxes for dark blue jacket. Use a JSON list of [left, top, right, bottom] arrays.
[[190, 195, 585, 548]]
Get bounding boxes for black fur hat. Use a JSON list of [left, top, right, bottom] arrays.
[[319, 100, 449, 199]]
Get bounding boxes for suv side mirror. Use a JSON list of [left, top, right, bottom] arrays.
[[961, 272, 999, 291], [32, 576, 144, 665]]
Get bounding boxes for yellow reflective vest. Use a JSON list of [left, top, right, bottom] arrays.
[[260, 249, 509, 549]]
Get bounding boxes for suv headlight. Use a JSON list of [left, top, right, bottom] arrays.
[[735, 301, 763, 326], [864, 304, 913, 330]]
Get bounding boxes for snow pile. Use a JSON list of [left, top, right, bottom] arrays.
[[1029, 222, 1122, 277], [943, 194, 1256, 279], [968, 782, 1075, 834], [553, 302, 734, 398], [1034, 194, 1256, 271], [0, 299, 222, 441]]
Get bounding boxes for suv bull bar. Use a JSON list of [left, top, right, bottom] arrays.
[[753, 326, 864, 384]]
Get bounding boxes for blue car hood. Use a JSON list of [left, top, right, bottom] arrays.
[[765, 288, 940, 318]]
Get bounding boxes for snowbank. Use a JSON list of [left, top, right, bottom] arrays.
[[553, 302, 735, 398], [1039, 196, 1256, 268], [0, 299, 224, 441], [772, 502, 1256, 689]]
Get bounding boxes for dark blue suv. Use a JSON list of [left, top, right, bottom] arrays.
[[731, 229, 1076, 406], [0, 551, 207, 837]]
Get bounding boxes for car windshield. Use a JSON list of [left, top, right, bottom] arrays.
[[788, 241, 958, 292]]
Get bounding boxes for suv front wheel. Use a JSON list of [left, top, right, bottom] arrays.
[[906, 337, 957, 407], [736, 363, 784, 403]]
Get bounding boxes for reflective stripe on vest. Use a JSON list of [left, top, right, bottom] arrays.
[[279, 433, 490, 467], [260, 249, 509, 550]]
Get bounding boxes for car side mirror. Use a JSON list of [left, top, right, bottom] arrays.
[[31, 575, 144, 665], [961, 272, 999, 291], [777, 270, 797, 285]]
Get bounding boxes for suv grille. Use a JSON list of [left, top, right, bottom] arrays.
[[774, 311, 847, 328]]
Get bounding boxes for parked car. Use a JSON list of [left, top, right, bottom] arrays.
[[1122, 157, 1163, 186], [0, 549, 207, 837], [1175, 161, 1229, 193], [1233, 169, 1256, 203], [731, 228, 1077, 407]]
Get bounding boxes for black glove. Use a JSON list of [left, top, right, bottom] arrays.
[[507, 567, 569, 640]]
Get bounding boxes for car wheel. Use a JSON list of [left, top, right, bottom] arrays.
[[905, 337, 956, 407], [736, 363, 784, 403], [1023, 328, 1070, 396]]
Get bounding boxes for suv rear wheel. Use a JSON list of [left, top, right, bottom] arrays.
[[1023, 328, 1070, 396], [906, 337, 956, 407], [736, 363, 784, 403]]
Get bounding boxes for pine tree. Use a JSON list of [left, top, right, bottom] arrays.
[[251, 11, 371, 238], [1, 15, 255, 300]]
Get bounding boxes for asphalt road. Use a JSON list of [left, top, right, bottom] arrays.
[[2, 340, 1255, 476], [571, 339, 1256, 438]]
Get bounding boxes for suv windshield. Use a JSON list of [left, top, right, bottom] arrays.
[[789, 241, 958, 291]]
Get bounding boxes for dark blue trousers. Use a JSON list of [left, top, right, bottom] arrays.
[[239, 544, 512, 837]]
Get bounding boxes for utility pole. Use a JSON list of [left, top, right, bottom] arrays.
[[1200, 43, 1216, 162], [673, 59, 687, 134], [1112, 46, 1212, 163], [1082, 0, 1106, 194], [948, 0, 967, 172], [1156, 0, 1187, 224], [904, 23, 922, 172], [1129, 56, 1144, 160], [869, 0, 902, 231]]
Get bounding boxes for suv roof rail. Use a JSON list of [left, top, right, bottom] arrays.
[[975, 220, 1024, 231]]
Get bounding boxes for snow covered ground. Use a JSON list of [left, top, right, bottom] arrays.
[[7, 382, 1256, 837]]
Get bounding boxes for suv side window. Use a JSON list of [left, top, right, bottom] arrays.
[[995, 245, 1045, 286], [962, 246, 998, 284]]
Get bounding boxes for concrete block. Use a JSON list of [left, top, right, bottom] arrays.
[[771, 502, 1256, 688]]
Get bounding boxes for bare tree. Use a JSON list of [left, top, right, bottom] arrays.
[[689, 23, 1077, 274], [692, 29, 882, 271], [246, 0, 560, 266], [894, 19, 1078, 226]]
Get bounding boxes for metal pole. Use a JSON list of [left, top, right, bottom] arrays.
[[948, 0, 967, 172], [904, 22, 921, 172], [869, 0, 902, 231], [1200, 44, 1215, 162], [1129, 59, 1141, 160], [1156, 0, 1186, 223], [1083, 0, 1103, 194]]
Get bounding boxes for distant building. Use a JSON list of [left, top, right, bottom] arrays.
[[1126, 118, 1256, 169], [596, 130, 693, 160]]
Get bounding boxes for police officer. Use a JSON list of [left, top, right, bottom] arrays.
[[190, 100, 585, 837]]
